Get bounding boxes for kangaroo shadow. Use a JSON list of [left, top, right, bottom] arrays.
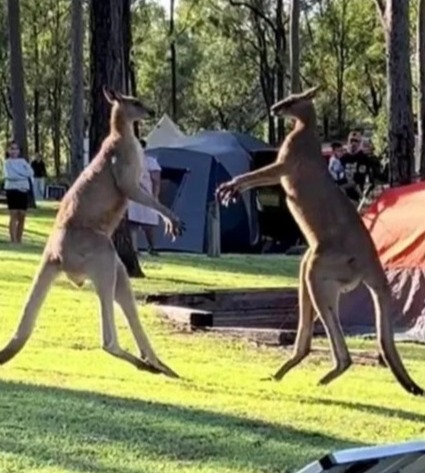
[[295, 396, 425, 424], [0, 380, 364, 473]]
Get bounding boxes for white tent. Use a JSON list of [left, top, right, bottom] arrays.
[[82, 115, 185, 169], [146, 113, 185, 149]]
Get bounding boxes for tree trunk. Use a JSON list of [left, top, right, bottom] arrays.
[[33, 89, 40, 153], [52, 87, 61, 178], [289, 0, 301, 94], [376, 0, 415, 186], [89, 0, 144, 278], [7, 0, 28, 157], [123, 0, 139, 138], [275, 0, 285, 142], [169, 0, 178, 121], [333, 0, 348, 137], [89, 0, 124, 155], [70, 0, 85, 181], [267, 113, 276, 145], [418, 0, 425, 179], [32, 11, 40, 153]]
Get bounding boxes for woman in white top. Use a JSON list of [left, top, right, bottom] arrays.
[[4, 141, 34, 243]]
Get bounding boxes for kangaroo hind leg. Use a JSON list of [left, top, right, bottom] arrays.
[[87, 240, 172, 376], [271, 249, 316, 381], [306, 255, 352, 386], [0, 257, 60, 365], [115, 259, 179, 378]]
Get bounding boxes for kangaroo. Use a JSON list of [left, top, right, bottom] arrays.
[[0, 87, 183, 378], [216, 86, 424, 396]]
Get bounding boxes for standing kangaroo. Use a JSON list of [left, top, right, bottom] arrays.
[[217, 86, 424, 396], [0, 87, 183, 378]]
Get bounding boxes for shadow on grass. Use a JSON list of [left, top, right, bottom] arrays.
[[0, 241, 44, 254], [0, 380, 363, 473], [0, 272, 81, 295], [0, 203, 57, 219], [297, 396, 425, 424]]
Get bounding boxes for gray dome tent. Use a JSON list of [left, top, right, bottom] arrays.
[[139, 130, 273, 253]]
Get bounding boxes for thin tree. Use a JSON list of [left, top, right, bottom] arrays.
[[169, 0, 178, 121], [289, 0, 301, 94], [375, 0, 415, 186], [6, 0, 28, 157], [275, 0, 285, 141], [7, 0, 35, 208], [418, 0, 425, 179], [89, 0, 144, 278], [70, 0, 85, 181]]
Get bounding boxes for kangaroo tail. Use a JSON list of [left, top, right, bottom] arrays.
[[0, 257, 60, 365], [367, 279, 424, 396]]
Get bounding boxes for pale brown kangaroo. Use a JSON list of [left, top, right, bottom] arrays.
[[0, 87, 183, 378], [217, 86, 424, 396]]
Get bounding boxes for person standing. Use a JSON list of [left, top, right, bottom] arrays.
[[4, 141, 34, 244], [31, 153, 47, 200], [340, 131, 375, 203], [128, 139, 162, 256], [328, 141, 346, 183]]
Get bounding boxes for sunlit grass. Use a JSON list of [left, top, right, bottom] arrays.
[[1, 202, 425, 473]]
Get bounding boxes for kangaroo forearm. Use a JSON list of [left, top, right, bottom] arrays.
[[126, 186, 172, 220], [238, 163, 285, 191], [240, 175, 281, 191]]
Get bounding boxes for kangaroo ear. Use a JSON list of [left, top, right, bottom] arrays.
[[301, 85, 320, 101], [115, 90, 124, 101], [103, 86, 115, 104], [102, 86, 123, 104]]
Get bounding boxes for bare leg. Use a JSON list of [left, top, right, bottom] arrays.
[[271, 250, 316, 380], [8, 211, 18, 243], [142, 225, 159, 255], [115, 260, 178, 377], [129, 224, 139, 252], [306, 262, 352, 386], [16, 211, 26, 243]]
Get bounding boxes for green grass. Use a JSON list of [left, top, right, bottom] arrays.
[[1, 202, 425, 473]]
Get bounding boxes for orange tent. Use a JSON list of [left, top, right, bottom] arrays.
[[340, 182, 425, 342], [362, 181, 425, 269]]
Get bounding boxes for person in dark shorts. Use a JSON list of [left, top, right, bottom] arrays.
[[4, 141, 34, 243]]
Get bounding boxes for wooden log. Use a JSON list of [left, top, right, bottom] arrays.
[[212, 308, 299, 329], [154, 304, 213, 328], [145, 287, 299, 311], [206, 327, 298, 346]]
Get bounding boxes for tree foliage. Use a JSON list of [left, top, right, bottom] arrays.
[[0, 0, 421, 181]]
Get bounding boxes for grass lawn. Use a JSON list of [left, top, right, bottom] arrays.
[[1, 202, 425, 473]]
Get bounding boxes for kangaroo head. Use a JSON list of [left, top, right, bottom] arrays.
[[271, 85, 320, 119], [103, 86, 155, 122]]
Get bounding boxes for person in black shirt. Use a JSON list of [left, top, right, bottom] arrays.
[[340, 132, 375, 203], [31, 153, 47, 200]]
